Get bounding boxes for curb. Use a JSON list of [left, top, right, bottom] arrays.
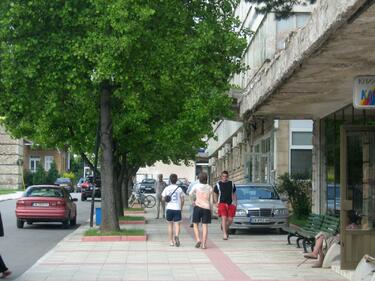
[[81, 235, 147, 242]]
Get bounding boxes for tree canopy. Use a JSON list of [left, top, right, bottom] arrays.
[[0, 0, 248, 230]]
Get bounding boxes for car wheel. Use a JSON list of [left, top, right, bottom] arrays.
[[81, 194, 86, 201], [70, 215, 77, 226], [17, 219, 24, 229], [26, 221, 33, 225], [62, 216, 70, 229]]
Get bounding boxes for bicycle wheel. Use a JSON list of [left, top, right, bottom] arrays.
[[128, 194, 136, 207], [144, 195, 156, 208]]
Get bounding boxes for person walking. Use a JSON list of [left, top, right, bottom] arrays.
[[189, 172, 213, 249], [162, 173, 184, 247], [213, 171, 237, 240], [154, 174, 167, 219], [186, 176, 199, 227], [0, 212, 11, 279]]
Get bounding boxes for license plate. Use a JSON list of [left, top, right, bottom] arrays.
[[33, 202, 49, 207], [250, 217, 270, 223]]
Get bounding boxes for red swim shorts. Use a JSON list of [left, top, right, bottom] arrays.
[[217, 203, 236, 218]]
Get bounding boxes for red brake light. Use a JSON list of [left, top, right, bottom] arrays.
[[16, 200, 25, 207], [56, 200, 66, 207]]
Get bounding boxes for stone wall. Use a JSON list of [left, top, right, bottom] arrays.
[[0, 126, 23, 189]]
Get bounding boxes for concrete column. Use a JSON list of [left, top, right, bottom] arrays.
[[312, 119, 325, 214]]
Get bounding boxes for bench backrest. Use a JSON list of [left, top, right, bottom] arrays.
[[302, 214, 325, 232], [320, 215, 340, 235]]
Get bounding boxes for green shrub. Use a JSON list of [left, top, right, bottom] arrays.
[[24, 169, 34, 187], [277, 173, 312, 219], [46, 162, 59, 184], [33, 163, 47, 185]]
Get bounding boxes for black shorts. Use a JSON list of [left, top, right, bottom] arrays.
[[166, 209, 182, 222], [192, 206, 211, 224]]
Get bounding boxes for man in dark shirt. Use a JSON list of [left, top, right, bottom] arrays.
[[213, 171, 237, 240]]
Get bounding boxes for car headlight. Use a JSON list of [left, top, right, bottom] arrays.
[[273, 208, 288, 216], [235, 209, 247, 217]]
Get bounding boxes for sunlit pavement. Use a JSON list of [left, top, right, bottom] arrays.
[[15, 197, 348, 281]]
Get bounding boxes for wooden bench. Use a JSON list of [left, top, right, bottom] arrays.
[[283, 214, 339, 252], [283, 214, 324, 247], [300, 215, 340, 252]]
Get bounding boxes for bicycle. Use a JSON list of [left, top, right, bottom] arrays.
[[128, 189, 156, 208]]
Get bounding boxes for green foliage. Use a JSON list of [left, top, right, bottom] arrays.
[[245, 0, 316, 19], [62, 171, 75, 182], [32, 164, 47, 185], [277, 173, 311, 219], [70, 155, 84, 179], [0, 0, 247, 168], [24, 170, 34, 187], [46, 162, 60, 185]]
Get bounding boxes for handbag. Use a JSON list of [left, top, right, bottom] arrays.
[[165, 186, 179, 203]]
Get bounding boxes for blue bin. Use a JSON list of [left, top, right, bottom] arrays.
[[95, 207, 102, 225]]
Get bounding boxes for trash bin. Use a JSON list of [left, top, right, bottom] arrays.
[[95, 207, 102, 225]]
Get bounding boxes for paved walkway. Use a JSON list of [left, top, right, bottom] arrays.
[[15, 202, 348, 281]]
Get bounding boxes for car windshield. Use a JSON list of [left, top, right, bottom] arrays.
[[142, 179, 155, 183], [25, 187, 64, 198], [55, 178, 71, 184], [236, 185, 279, 200]]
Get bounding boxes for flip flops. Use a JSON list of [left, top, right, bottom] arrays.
[[195, 241, 201, 248]]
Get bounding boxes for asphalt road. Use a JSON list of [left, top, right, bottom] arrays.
[[0, 193, 98, 280]]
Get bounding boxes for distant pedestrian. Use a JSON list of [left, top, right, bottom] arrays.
[[214, 171, 237, 240], [0, 212, 11, 279], [186, 176, 199, 227], [189, 172, 213, 249], [162, 173, 184, 247], [154, 174, 167, 219]]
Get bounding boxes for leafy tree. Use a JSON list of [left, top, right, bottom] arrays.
[[32, 164, 47, 185], [46, 162, 60, 185], [0, 1, 247, 230], [246, 0, 316, 19], [277, 173, 312, 218]]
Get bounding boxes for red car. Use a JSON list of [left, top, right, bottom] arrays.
[[16, 185, 78, 229]]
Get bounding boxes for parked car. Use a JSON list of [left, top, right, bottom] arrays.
[[176, 178, 189, 194], [229, 183, 288, 234], [15, 185, 78, 228], [76, 177, 85, 193], [81, 176, 101, 201], [139, 178, 156, 193], [54, 177, 74, 193]]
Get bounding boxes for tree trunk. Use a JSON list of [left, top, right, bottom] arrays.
[[100, 82, 119, 231]]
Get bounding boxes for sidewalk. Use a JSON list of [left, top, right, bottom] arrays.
[[15, 203, 349, 281], [0, 191, 23, 202]]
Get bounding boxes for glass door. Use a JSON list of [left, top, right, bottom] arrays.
[[340, 126, 375, 269]]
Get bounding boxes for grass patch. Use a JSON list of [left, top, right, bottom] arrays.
[[0, 189, 19, 195], [119, 216, 145, 221], [84, 228, 145, 236], [124, 207, 144, 211], [289, 214, 308, 227]]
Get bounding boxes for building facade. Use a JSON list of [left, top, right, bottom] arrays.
[[228, 0, 375, 269], [0, 125, 70, 189]]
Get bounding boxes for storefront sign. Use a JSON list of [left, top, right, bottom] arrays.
[[353, 76, 375, 109]]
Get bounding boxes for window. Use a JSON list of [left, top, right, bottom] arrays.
[[292, 132, 312, 145], [29, 156, 41, 173], [44, 156, 54, 171], [290, 149, 312, 178]]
